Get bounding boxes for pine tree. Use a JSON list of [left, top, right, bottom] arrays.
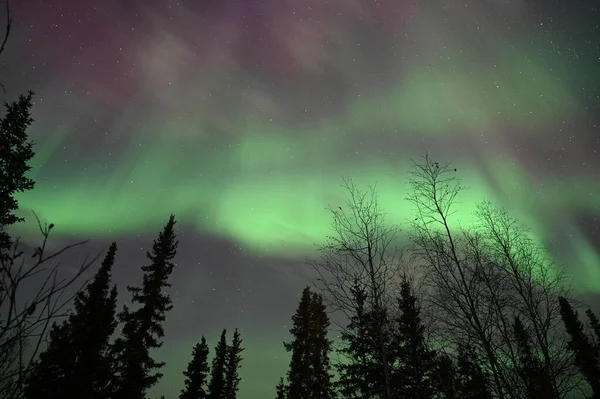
[[208, 330, 228, 399], [22, 321, 71, 398], [391, 275, 437, 399], [0, 91, 35, 255], [284, 287, 334, 399], [559, 297, 600, 398], [24, 242, 119, 399], [308, 290, 334, 399], [180, 336, 210, 399], [455, 345, 490, 399], [586, 309, 600, 350], [435, 354, 458, 399], [513, 316, 556, 399], [112, 215, 179, 399], [337, 282, 389, 399], [224, 328, 244, 399], [275, 377, 287, 399]]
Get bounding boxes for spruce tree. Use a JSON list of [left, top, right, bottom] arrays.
[[224, 328, 244, 399], [337, 282, 389, 399], [0, 91, 35, 256], [586, 309, 600, 350], [112, 215, 179, 399], [513, 316, 556, 399], [24, 242, 119, 399], [308, 290, 334, 399], [22, 320, 71, 398], [391, 275, 437, 399], [180, 336, 210, 399], [455, 345, 490, 399], [435, 354, 458, 399], [275, 377, 287, 399], [559, 296, 600, 398], [208, 329, 228, 399], [284, 287, 334, 399]]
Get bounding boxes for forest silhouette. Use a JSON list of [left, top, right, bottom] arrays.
[[2, 1, 600, 398]]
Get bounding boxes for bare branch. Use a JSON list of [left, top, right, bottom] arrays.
[[309, 177, 402, 399], [0, 211, 97, 398]]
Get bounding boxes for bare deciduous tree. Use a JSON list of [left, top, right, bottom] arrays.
[[0, 213, 98, 399], [0, 3, 98, 397], [311, 177, 401, 399], [407, 155, 581, 399]]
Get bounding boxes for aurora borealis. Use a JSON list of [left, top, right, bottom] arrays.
[[1, 0, 599, 398]]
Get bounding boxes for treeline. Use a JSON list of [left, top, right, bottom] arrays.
[[273, 164, 600, 399], [0, 94, 243, 399]]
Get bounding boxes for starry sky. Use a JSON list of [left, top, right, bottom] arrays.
[[1, 0, 599, 398]]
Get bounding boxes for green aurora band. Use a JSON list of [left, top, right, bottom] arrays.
[[12, 45, 600, 293]]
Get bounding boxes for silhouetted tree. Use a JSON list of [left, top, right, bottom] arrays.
[[586, 309, 600, 350], [559, 297, 600, 398], [112, 215, 179, 399], [224, 328, 244, 399], [391, 274, 437, 399], [513, 316, 556, 399], [0, 90, 93, 397], [0, 91, 35, 255], [311, 178, 400, 399], [284, 287, 334, 399], [180, 336, 210, 399], [408, 155, 575, 399], [208, 329, 228, 399], [23, 242, 118, 399], [455, 345, 490, 399], [435, 354, 458, 399], [337, 281, 390, 399], [275, 377, 287, 399]]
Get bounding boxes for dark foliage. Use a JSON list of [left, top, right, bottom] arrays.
[[0, 91, 35, 255], [586, 309, 600, 351], [111, 215, 179, 399], [24, 242, 119, 399], [455, 345, 491, 399], [180, 336, 210, 399], [435, 354, 458, 399], [284, 287, 334, 399], [513, 316, 556, 399], [336, 281, 391, 399], [224, 328, 244, 399], [208, 329, 229, 399], [390, 275, 437, 399], [559, 297, 600, 398], [275, 377, 287, 399]]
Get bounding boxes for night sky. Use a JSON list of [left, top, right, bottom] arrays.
[[1, 0, 599, 398]]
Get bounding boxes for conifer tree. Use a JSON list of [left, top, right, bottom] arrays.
[[284, 287, 334, 399], [275, 377, 287, 399], [224, 328, 244, 399], [513, 316, 555, 399], [435, 354, 458, 399], [391, 275, 437, 399], [455, 345, 490, 399], [337, 282, 390, 399], [0, 91, 35, 255], [586, 309, 600, 350], [308, 290, 334, 399], [112, 215, 179, 399], [24, 242, 119, 399], [559, 296, 600, 398], [208, 330, 228, 399], [180, 336, 210, 399]]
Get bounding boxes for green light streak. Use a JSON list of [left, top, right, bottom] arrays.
[[10, 44, 598, 290]]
